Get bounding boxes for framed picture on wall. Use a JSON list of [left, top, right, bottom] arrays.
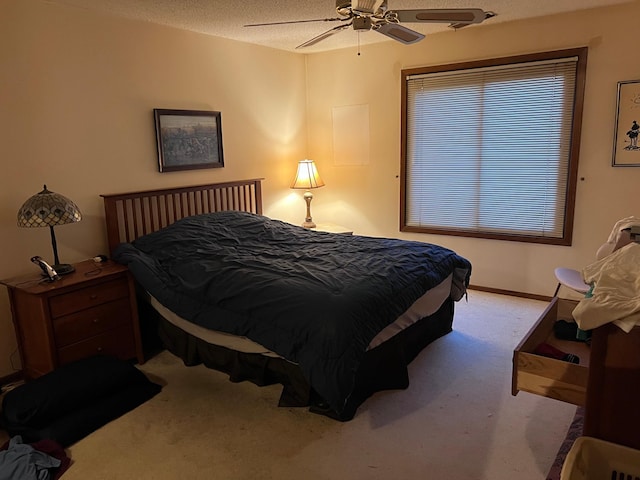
[[154, 109, 224, 172], [612, 80, 640, 167]]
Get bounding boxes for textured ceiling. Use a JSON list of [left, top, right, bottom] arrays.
[[49, 0, 634, 53]]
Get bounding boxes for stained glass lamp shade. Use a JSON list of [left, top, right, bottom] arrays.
[[17, 185, 82, 275]]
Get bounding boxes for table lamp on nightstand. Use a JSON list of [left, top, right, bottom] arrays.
[[17, 185, 82, 275], [291, 159, 325, 228]]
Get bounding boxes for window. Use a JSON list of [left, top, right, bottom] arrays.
[[400, 48, 587, 245]]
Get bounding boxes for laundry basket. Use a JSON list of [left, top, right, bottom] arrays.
[[560, 436, 640, 480]]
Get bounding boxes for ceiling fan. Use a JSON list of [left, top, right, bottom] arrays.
[[245, 0, 496, 49]]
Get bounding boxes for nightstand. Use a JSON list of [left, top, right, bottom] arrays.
[[311, 223, 353, 234], [1, 260, 143, 379]]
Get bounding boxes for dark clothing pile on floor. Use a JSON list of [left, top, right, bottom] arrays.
[[0, 435, 70, 480]]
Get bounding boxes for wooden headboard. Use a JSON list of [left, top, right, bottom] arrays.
[[101, 178, 263, 255]]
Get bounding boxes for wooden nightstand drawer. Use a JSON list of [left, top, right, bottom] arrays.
[[57, 324, 136, 366], [49, 278, 129, 318], [53, 298, 132, 347]]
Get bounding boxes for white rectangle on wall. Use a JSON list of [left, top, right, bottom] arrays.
[[332, 104, 370, 165]]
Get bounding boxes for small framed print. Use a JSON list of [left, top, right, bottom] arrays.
[[612, 80, 640, 166], [154, 109, 224, 172]]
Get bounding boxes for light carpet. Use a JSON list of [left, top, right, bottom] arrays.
[[2, 291, 578, 479]]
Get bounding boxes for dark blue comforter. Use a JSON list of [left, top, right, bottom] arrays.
[[113, 211, 471, 414]]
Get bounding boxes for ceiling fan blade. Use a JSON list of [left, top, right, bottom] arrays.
[[296, 22, 352, 49], [244, 17, 343, 27], [449, 11, 496, 29], [375, 22, 424, 45], [395, 8, 490, 25]]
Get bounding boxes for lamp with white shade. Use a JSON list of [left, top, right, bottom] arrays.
[[290, 159, 325, 228]]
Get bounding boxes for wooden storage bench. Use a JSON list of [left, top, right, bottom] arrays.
[[512, 297, 591, 406]]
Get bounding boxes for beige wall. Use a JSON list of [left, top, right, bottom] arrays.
[[0, 0, 308, 376], [1, 1, 638, 377], [304, 3, 638, 297]]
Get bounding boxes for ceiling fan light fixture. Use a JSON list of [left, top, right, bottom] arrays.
[[353, 16, 372, 31], [350, 0, 386, 15]]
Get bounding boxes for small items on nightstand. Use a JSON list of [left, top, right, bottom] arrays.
[[30, 255, 59, 282]]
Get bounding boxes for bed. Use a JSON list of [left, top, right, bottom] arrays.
[[101, 178, 471, 421]]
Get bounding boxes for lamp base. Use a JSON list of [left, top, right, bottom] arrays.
[[52, 263, 75, 275], [302, 221, 317, 229]]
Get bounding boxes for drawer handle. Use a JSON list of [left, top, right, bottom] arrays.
[[97, 347, 103, 352], [92, 318, 100, 324], [89, 294, 98, 300]]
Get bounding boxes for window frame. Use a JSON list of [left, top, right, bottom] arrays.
[[400, 48, 588, 245]]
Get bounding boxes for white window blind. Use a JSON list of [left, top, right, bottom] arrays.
[[403, 51, 585, 243]]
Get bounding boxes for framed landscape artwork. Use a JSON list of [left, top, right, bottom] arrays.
[[154, 109, 224, 172], [612, 80, 640, 167]]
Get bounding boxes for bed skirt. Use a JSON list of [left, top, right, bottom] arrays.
[[151, 297, 454, 421]]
